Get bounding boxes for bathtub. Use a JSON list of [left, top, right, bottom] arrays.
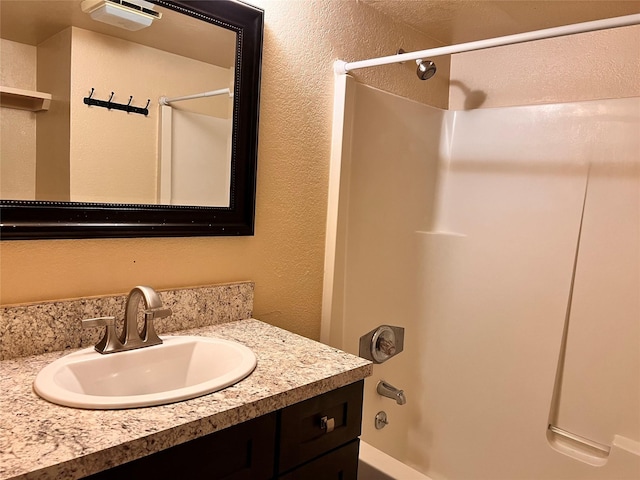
[[358, 441, 432, 480]]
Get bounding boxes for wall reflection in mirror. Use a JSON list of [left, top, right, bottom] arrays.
[[1, 0, 236, 207]]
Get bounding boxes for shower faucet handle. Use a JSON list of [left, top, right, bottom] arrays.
[[377, 337, 396, 356], [358, 325, 404, 363]]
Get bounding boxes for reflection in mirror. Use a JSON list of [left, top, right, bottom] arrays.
[[1, 0, 236, 207]]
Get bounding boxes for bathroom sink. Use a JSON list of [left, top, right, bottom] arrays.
[[33, 336, 257, 409]]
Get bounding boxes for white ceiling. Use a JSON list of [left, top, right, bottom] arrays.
[[363, 0, 640, 45]]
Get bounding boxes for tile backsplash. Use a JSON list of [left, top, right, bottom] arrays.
[[0, 282, 253, 360]]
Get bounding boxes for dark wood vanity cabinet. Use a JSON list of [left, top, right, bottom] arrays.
[[277, 380, 363, 479], [84, 380, 363, 480], [86, 413, 277, 480]]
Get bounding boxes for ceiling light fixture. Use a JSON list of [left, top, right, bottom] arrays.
[[80, 0, 161, 31]]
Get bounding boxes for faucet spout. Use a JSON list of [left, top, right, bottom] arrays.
[[120, 286, 169, 349], [83, 286, 171, 354], [376, 380, 407, 405]]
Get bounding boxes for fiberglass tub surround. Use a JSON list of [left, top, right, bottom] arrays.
[[326, 75, 639, 480]]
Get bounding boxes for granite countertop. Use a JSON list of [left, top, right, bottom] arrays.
[[0, 319, 372, 480]]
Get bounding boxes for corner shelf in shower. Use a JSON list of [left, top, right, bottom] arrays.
[[0, 86, 51, 112]]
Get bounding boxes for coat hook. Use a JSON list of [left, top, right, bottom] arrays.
[[88, 88, 95, 99], [127, 96, 133, 106], [144, 99, 150, 110], [108, 92, 114, 103]]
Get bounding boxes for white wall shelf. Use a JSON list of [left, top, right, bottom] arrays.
[[0, 85, 51, 112]]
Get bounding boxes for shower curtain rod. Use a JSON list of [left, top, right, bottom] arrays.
[[334, 13, 640, 74], [159, 87, 233, 105]]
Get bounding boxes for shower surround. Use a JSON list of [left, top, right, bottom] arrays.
[[323, 75, 639, 479]]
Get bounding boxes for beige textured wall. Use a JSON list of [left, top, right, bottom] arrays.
[[450, 25, 640, 109], [0, 39, 37, 200], [0, 1, 445, 340]]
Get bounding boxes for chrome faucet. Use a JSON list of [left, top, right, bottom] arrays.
[[376, 380, 407, 405], [82, 286, 172, 354]]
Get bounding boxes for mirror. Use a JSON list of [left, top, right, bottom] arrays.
[[0, 0, 263, 238]]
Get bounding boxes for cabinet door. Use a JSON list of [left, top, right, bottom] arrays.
[[278, 381, 363, 474], [84, 413, 276, 480], [277, 440, 359, 480]]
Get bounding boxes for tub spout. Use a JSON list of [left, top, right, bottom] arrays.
[[376, 380, 407, 405]]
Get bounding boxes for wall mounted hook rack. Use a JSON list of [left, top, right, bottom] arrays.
[[83, 88, 150, 116]]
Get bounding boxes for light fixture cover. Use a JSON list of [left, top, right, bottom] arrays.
[[80, 0, 161, 31]]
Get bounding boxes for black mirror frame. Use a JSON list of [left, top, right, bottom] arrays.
[[0, 0, 263, 240]]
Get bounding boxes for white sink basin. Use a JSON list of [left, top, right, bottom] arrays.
[[33, 336, 257, 409]]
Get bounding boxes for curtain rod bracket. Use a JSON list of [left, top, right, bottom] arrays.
[[334, 60, 348, 75]]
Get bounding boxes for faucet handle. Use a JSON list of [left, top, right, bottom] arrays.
[[141, 308, 171, 347], [82, 316, 121, 353], [144, 308, 172, 321], [82, 316, 116, 328]]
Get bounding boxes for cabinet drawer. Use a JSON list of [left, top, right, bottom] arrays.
[[277, 380, 363, 473], [277, 439, 359, 480]]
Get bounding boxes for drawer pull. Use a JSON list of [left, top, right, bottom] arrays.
[[320, 416, 335, 433]]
